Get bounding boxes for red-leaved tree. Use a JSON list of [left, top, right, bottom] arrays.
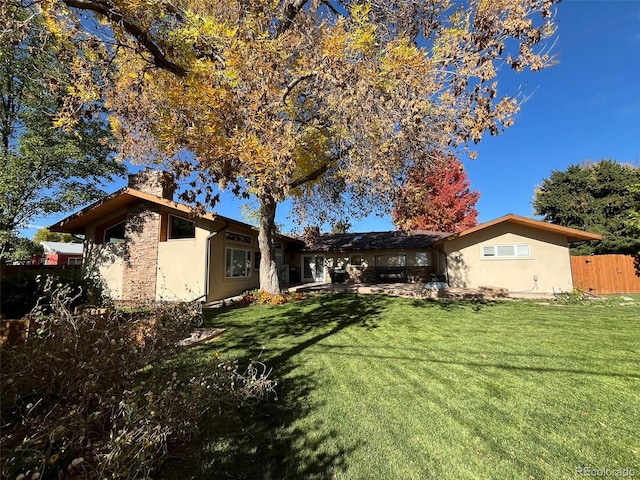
[[393, 154, 480, 233]]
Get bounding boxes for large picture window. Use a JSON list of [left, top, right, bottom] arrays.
[[226, 248, 252, 278], [169, 215, 196, 239], [375, 254, 406, 267], [482, 244, 531, 258]]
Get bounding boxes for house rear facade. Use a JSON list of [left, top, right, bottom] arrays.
[[51, 171, 302, 303], [436, 216, 602, 294], [302, 231, 450, 284], [51, 170, 602, 302]]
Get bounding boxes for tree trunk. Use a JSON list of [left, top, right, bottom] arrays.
[[258, 194, 281, 294]]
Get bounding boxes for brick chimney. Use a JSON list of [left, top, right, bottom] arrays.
[[128, 169, 176, 200]]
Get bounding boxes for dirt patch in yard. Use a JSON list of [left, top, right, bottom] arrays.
[[177, 328, 225, 348]]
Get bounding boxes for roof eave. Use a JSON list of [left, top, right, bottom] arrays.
[[436, 214, 602, 244], [49, 188, 220, 234], [49, 188, 305, 244]]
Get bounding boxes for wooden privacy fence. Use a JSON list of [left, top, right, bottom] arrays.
[[571, 254, 640, 294]]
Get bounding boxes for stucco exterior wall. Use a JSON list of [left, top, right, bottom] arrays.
[[83, 209, 130, 302], [81, 201, 301, 303], [84, 243, 124, 300], [206, 225, 260, 301], [442, 223, 573, 294], [156, 219, 210, 301], [204, 225, 300, 301]]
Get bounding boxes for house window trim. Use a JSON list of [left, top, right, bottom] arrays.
[[415, 252, 432, 267], [481, 243, 531, 259], [167, 214, 196, 240], [67, 257, 82, 266], [225, 231, 252, 244], [95, 213, 127, 244], [253, 252, 283, 271], [350, 254, 363, 267], [103, 220, 126, 244], [225, 247, 252, 278], [375, 254, 407, 267]]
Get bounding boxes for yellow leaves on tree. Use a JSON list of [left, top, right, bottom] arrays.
[[35, 0, 560, 293]]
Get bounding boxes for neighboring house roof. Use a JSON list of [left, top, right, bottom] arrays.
[[40, 241, 84, 255], [435, 213, 603, 244], [305, 230, 450, 252]]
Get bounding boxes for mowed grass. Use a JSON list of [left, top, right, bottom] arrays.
[[185, 295, 639, 480]]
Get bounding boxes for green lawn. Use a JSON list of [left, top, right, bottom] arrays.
[[178, 294, 640, 480]]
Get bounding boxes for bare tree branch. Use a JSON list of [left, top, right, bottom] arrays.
[[63, 0, 188, 77], [281, 71, 317, 105], [276, 0, 309, 37], [288, 162, 330, 189]]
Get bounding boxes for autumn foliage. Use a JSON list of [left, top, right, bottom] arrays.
[[393, 155, 480, 233], [27, 0, 560, 292]]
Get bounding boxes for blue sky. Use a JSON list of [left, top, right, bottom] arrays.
[[464, 0, 640, 224], [23, 0, 640, 237]]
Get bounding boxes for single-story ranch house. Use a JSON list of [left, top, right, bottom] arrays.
[[50, 170, 602, 302]]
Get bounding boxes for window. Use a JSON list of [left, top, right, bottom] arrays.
[[415, 252, 431, 266], [517, 244, 531, 257], [169, 215, 195, 239], [67, 257, 82, 265], [375, 254, 406, 267], [226, 248, 251, 278], [225, 231, 252, 244], [350, 254, 363, 266], [254, 252, 283, 272], [482, 244, 531, 258], [104, 221, 126, 244]]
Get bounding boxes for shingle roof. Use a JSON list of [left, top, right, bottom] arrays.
[[304, 230, 450, 252]]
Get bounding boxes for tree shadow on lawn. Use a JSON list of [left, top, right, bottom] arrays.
[[409, 297, 499, 312], [163, 294, 389, 479], [209, 293, 387, 365]]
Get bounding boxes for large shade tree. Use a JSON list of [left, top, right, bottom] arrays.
[[0, 4, 125, 259], [392, 153, 480, 233], [34, 0, 559, 293], [533, 159, 640, 255]]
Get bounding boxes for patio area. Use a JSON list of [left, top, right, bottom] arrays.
[[287, 282, 516, 300], [203, 282, 555, 309]]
